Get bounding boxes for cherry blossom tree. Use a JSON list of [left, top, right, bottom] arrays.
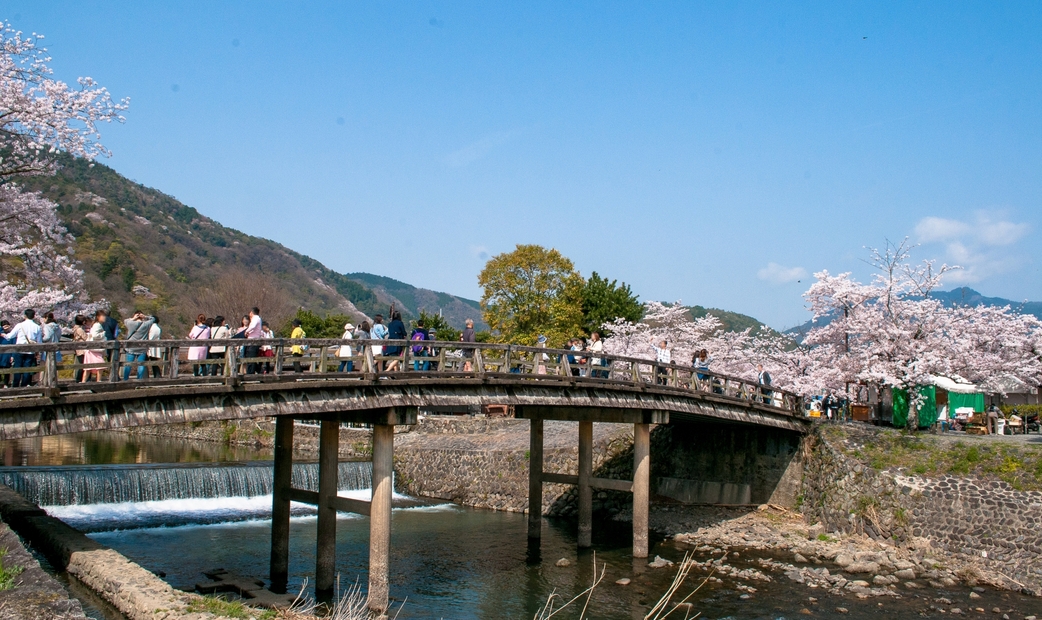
[[797, 240, 1042, 425], [602, 300, 786, 379], [0, 22, 127, 316]]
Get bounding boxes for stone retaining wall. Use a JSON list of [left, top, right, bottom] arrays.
[[121, 419, 373, 458], [0, 518, 87, 619], [393, 418, 635, 513], [0, 485, 249, 620], [801, 427, 1042, 594]]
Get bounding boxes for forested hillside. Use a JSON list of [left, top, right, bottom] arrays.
[[347, 272, 487, 330], [17, 156, 475, 334]]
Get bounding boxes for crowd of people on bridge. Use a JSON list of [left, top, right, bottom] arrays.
[[1, 307, 773, 406]]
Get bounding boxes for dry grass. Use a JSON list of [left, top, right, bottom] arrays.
[[532, 552, 709, 620]]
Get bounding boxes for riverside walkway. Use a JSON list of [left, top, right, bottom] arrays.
[[0, 338, 808, 614]]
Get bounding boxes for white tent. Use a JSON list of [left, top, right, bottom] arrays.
[[931, 375, 979, 395]]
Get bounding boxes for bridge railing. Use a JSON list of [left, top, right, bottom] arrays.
[[0, 339, 801, 415]]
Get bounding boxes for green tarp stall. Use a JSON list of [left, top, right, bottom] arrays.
[[931, 375, 986, 414], [948, 391, 986, 413], [892, 385, 938, 429]]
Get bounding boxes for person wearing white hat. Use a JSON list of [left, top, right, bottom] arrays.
[[338, 322, 355, 372]]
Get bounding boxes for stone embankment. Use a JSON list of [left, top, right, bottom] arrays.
[[0, 518, 87, 619], [393, 417, 634, 513], [0, 485, 270, 620], [801, 425, 1042, 595], [121, 419, 373, 459]]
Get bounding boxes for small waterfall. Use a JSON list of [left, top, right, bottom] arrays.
[[0, 461, 372, 507]]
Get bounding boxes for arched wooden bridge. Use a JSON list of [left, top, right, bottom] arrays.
[[0, 338, 809, 614]]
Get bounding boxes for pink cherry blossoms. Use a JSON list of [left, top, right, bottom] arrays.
[[602, 240, 1042, 412], [0, 22, 128, 315]]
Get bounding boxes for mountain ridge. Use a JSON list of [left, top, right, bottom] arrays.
[[17, 156, 485, 334]]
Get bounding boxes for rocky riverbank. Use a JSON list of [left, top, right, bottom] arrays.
[[803, 423, 1042, 595], [618, 503, 1042, 617]]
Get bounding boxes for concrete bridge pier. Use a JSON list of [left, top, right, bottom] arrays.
[[267, 407, 417, 614], [519, 407, 666, 559]]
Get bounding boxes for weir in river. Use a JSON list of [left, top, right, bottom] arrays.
[[0, 461, 372, 507]]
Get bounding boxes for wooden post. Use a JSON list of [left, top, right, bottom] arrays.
[[109, 342, 121, 382], [369, 423, 394, 615], [274, 344, 284, 376], [315, 419, 339, 600], [169, 346, 179, 378], [269, 417, 294, 592], [633, 422, 650, 558], [578, 420, 593, 548], [528, 419, 544, 539]]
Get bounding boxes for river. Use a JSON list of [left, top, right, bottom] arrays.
[[3, 430, 1042, 619]]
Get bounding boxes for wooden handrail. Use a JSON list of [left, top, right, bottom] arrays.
[[0, 338, 801, 414]]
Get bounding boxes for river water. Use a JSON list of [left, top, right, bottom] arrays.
[[4, 431, 1042, 619]]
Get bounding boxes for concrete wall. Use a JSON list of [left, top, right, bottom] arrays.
[[801, 429, 1042, 594]]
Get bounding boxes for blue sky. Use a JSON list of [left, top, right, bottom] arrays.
[[8, 2, 1041, 328]]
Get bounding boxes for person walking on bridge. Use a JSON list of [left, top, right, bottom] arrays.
[[461, 319, 476, 372], [208, 316, 231, 376], [589, 332, 607, 378], [11, 309, 42, 388], [757, 364, 773, 405], [244, 307, 263, 374], [385, 311, 407, 371], [650, 339, 671, 385], [289, 318, 308, 373], [123, 311, 156, 380], [337, 322, 355, 372], [0, 320, 14, 387], [146, 317, 163, 378], [187, 315, 211, 377], [370, 314, 387, 364], [410, 319, 429, 371]]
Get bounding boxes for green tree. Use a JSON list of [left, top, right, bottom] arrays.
[[478, 244, 584, 346], [580, 271, 642, 335], [284, 309, 353, 338]]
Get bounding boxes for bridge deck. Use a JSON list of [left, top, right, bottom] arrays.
[[0, 339, 807, 438]]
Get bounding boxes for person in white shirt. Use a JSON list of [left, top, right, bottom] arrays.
[[588, 332, 606, 378], [650, 339, 671, 385], [244, 307, 263, 374], [12, 309, 43, 387], [146, 317, 163, 378]]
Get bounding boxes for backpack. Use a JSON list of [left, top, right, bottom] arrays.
[[411, 330, 426, 354]]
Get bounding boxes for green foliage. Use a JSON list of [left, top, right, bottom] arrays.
[[478, 244, 584, 347], [843, 429, 1042, 490], [1000, 404, 1042, 418], [286, 309, 353, 339], [185, 595, 276, 619], [0, 548, 23, 591], [687, 305, 767, 334], [580, 271, 642, 335]]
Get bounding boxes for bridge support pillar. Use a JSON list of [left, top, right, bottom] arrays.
[[315, 419, 339, 601], [269, 417, 294, 593], [632, 422, 650, 558], [577, 420, 593, 548], [528, 419, 543, 539], [369, 423, 394, 615]]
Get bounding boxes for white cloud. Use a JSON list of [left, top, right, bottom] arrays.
[[444, 130, 520, 167], [914, 217, 972, 243], [757, 262, 807, 285], [913, 211, 1031, 284]]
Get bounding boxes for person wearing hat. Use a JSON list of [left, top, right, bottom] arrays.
[[338, 322, 355, 372], [290, 318, 307, 373], [535, 334, 550, 374]]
